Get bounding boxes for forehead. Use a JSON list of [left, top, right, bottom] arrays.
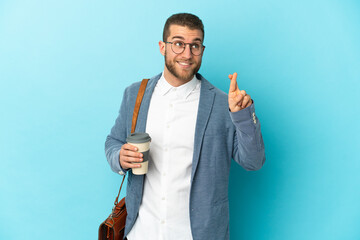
[[168, 24, 203, 42]]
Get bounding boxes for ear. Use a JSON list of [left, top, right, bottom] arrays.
[[159, 41, 165, 56]]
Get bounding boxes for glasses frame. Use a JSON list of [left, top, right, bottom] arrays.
[[165, 41, 205, 56]]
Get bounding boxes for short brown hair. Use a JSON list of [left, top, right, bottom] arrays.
[[163, 13, 204, 42]]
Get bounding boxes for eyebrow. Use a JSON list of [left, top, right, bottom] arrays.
[[172, 36, 203, 42]]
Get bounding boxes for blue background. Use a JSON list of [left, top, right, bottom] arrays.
[[1, 0, 359, 239]]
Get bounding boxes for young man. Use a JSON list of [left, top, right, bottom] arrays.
[[105, 13, 265, 240]]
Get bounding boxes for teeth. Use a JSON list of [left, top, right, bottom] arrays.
[[178, 62, 190, 66]]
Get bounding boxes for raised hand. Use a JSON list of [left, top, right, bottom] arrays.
[[228, 72, 252, 112]]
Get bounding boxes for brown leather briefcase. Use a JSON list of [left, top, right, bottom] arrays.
[[98, 183, 126, 240]]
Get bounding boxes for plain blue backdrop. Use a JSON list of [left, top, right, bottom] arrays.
[[1, 0, 359, 239]]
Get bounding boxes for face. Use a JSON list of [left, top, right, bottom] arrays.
[[159, 25, 204, 85]]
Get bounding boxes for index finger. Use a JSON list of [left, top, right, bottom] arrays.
[[229, 72, 238, 93], [122, 143, 138, 152]]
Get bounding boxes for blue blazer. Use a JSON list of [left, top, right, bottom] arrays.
[[105, 73, 265, 240]]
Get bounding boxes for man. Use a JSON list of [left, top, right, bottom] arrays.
[[105, 13, 265, 240]]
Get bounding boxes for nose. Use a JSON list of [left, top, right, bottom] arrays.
[[181, 44, 192, 58]]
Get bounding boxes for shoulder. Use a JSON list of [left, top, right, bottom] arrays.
[[123, 73, 162, 98], [124, 81, 141, 94], [197, 73, 228, 103], [197, 74, 234, 129], [213, 86, 228, 100]]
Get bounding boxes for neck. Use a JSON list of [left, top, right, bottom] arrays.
[[163, 67, 193, 87]]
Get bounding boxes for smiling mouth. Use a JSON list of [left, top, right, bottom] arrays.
[[177, 61, 192, 67]]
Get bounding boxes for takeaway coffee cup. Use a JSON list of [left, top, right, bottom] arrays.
[[126, 132, 151, 175]]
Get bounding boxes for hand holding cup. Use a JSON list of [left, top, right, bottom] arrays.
[[120, 133, 151, 175], [119, 143, 143, 170]]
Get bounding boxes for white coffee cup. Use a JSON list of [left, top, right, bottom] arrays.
[[126, 133, 151, 175]]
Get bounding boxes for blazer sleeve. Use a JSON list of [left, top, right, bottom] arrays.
[[229, 103, 266, 171], [105, 87, 130, 175]]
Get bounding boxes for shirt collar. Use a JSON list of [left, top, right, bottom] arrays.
[[157, 73, 199, 100]]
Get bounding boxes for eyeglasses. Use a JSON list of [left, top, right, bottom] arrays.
[[165, 40, 205, 56]]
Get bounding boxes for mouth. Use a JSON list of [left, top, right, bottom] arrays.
[[177, 61, 193, 68]]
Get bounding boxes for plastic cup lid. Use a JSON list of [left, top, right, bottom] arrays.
[[126, 132, 151, 143]]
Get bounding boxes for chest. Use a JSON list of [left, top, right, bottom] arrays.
[[146, 91, 199, 150]]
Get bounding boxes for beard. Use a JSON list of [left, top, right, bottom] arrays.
[[164, 50, 202, 82]]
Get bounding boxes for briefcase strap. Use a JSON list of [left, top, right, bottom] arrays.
[[114, 78, 149, 205], [114, 175, 126, 205], [131, 79, 149, 134]]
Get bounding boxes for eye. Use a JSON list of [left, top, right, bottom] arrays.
[[174, 41, 184, 47], [191, 43, 201, 49]]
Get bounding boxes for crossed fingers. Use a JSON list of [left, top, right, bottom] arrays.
[[228, 72, 252, 112]]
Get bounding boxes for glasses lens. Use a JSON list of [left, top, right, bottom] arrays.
[[172, 41, 184, 54], [190, 43, 202, 55]]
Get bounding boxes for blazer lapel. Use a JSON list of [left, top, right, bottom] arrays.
[[134, 73, 161, 133], [191, 74, 215, 182]]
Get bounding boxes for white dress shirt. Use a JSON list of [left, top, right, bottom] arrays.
[[127, 73, 201, 240]]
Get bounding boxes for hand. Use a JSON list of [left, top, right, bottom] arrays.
[[119, 144, 143, 170], [228, 72, 252, 112]]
